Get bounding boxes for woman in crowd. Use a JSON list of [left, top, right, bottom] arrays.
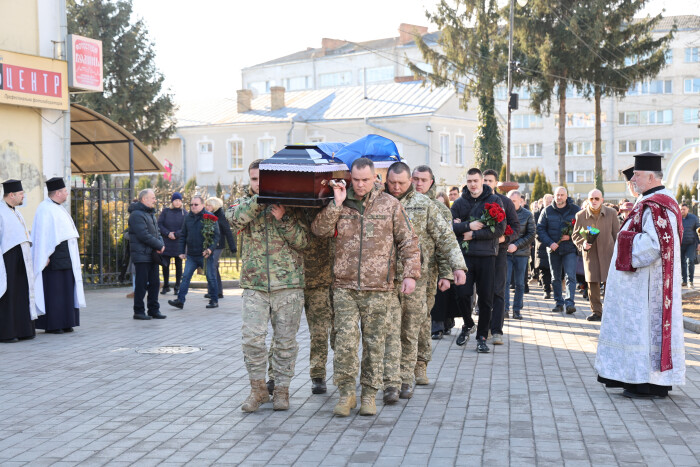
[[204, 197, 237, 299]]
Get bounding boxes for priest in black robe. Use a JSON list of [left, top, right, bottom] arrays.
[[32, 177, 86, 334], [0, 179, 36, 343]]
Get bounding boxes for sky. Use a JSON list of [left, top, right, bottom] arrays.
[[130, 0, 698, 106]]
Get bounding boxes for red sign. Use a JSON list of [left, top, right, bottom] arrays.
[[67, 34, 103, 92], [0, 64, 63, 97]]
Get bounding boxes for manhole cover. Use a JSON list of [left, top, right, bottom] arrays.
[[136, 345, 202, 354]]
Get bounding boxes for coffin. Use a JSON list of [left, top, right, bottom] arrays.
[[258, 144, 350, 207]]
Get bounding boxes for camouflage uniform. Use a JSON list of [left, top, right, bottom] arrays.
[[382, 185, 466, 385], [226, 192, 309, 387], [418, 184, 456, 363], [302, 208, 335, 379], [312, 183, 420, 394]]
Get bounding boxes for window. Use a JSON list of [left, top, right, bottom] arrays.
[[684, 78, 700, 94], [686, 47, 699, 63], [565, 86, 585, 99], [563, 141, 606, 157], [640, 139, 672, 153], [285, 76, 310, 91], [618, 140, 638, 154], [227, 139, 243, 171], [512, 143, 543, 158], [455, 135, 465, 165], [496, 86, 530, 101], [403, 61, 432, 77], [619, 110, 672, 125], [512, 114, 543, 129], [566, 170, 593, 183], [683, 108, 700, 124], [555, 112, 605, 128], [628, 79, 672, 95], [440, 134, 450, 164], [619, 139, 671, 154], [360, 66, 394, 84], [319, 71, 352, 87], [197, 140, 214, 172], [666, 49, 673, 64], [685, 137, 700, 145], [258, 137, 275, 158]]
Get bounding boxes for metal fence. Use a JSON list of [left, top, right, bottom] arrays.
[[71, 177, 240, 287]]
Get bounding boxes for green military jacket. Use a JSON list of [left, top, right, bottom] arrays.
[[226, 192, 309, 292], [398, 185, 466, 280], [425, 183, 457, 277], [302, 208, 333, 289]]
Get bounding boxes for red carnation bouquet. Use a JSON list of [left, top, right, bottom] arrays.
[[461, 202, 506, 252], [202, 213, 219, 267], [557, 218, 576, 244]]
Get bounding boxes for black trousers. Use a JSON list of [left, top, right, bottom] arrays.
[[491, 247, 508, 335], [0, 245, 35, 340], [133, 261, 160, 315], [161, 255, 182, 288], [455, 255, 495, 340], [539, 266, 552, 293]]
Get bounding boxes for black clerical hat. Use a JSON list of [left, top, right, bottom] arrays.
[[2, 179, 23, 194], [633, 152, 663, 172], [46, 177, 66, 191], [621, 165, 635, 181]]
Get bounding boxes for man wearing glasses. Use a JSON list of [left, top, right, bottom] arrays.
[[572, 189, 619, 321], [168, 195, 220, 310]]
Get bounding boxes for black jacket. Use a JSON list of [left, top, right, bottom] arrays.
[[179, 209, 221, 257], [451, 184, 506, 257], [213, 207, 237, 252], [158, 206, 186, 256], [681, 213, 700, 246], [533, 209, 549, 267], [509, 207, 536, 257], [495, 192, 520, 249], [128, 202, 164, 263], [536, 197, 581, 256]]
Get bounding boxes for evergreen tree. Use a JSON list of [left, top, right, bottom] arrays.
[[136, 176, 151, 192], [499, 164, 508, 183], [68, 0, 176, 150], [574, 1, 673, 192], [532, 171, 545, 201], [676, 183, 685, 203], [410, 0, 506, 173], [216, 181, 224, 199]]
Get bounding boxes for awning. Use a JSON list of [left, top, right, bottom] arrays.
[[70, 103, 162, 174]]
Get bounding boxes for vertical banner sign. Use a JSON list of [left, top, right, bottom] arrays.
[[0, 49, 68, 110], [67, 34, 103, 92], [163, 159, 173, 181]]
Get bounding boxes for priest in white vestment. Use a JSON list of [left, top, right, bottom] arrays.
[[0, 179, 36, 343], [32, 177, 86, 334], [596, 153, 686, 399]]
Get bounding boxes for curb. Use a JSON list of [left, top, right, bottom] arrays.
[[189, 280, 240, 289], [684, 316, 700, 334]]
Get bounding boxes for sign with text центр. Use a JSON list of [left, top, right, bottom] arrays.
[[0, 49, 69, 110]]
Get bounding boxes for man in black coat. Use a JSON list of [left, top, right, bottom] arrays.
[[451, 168, 506, 353], [168, 195, 220, 309], [128, 189, 166, 320], [537, 187, 581, 314], [158, 192, 186, 295], [483, 169, 519, 345]]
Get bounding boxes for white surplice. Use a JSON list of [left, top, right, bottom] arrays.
[[595, 188, 686, 386], [31, 199, 86, 316], [0, 200, 37, 318]]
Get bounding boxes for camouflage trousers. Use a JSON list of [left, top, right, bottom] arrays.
[[241, 288, 303, 387], [417, 267, 439, 363], [333, 288, 391, 394], [383, 277, 428, 386], [304, 286, 335, 379], [382, 287, 402, 388]]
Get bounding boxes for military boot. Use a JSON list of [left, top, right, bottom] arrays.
[[241, 379, 269, 413], [414, 361, 429, 385], [273, 386, 289, 411], [333, 393, 357, 417], [383, 387, 399, 404], [359, 388, 377, 416], [311, 378, 327, 394], [399, 383, 414, 399]]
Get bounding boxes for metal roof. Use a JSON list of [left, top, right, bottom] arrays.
[[176, 81, 456, 128]]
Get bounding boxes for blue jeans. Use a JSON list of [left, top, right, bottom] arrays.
[[505, 255, 529, 313], [177, 255, 218, 303], [681, 243, 697, 284], [548, 251, 577, 307]]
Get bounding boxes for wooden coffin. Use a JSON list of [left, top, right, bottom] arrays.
[[258, 145, 350, 207]]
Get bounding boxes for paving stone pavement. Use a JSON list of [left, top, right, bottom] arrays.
[[1, 284, 699, 466]]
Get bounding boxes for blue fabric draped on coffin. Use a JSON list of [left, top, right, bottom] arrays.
[[332, 134, 403, 168]]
